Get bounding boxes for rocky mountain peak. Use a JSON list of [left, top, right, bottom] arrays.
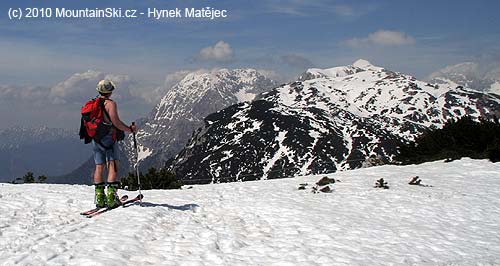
[[352, 58, 374, 69], [122, 68, 278, 169]]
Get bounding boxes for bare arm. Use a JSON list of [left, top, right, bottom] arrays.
[[105, 101, 132, 133]]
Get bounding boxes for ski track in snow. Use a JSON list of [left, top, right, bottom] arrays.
[[1, 159, 500, 266]]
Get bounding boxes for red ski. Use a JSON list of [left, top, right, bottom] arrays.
[[85, 194, 144, 218], [80, 195, 129, 216]]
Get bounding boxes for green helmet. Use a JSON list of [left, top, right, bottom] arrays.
[[96, 79, 116, 94]]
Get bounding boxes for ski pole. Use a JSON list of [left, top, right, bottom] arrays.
[[131, 122, 143, 204]]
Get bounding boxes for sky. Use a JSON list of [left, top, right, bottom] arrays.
[[1, 0, 499, 129]]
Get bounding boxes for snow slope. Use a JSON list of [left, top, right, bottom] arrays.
[[1, 159, 500, 265]]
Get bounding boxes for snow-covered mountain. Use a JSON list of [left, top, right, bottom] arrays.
[[428, 61, 500, 94], [297, 60, 366, 81], [2, 159, 500, 265], [0, 127, 91, 183], [169, 59, 500, 184], [122, 68, 277, 170]]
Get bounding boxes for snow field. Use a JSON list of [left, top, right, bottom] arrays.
[[1, 158, 500, 265]]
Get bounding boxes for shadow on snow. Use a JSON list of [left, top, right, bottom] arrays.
[[125, 201, 200, 211]]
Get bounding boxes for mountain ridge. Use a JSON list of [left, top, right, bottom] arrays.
[[168, 59, 500, 183], [0, 126, 91, 183], [121, 68, 278, 170]]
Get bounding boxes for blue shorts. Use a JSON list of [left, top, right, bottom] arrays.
[[92, 134, 119, 165]]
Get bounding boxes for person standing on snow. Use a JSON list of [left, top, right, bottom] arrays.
[[92, 79, 136, 208]]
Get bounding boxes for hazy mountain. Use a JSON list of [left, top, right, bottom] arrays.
[[428, 62, 500, 94], [0, 127, 91, 183]]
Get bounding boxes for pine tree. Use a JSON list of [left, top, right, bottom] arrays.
[[121, 167, 182, 190], [396, 116, 500, 164], [22, 172, 35, 183], [37, 175, 47, 183]]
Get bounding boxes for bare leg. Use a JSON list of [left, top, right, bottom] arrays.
[[107, 160, 119, 183], [94, 164, 105, 183]]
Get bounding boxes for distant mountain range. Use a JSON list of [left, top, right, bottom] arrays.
[[167, 59, 500, 184], [0, 127, 91, 183], [8, 60, 499, 185]]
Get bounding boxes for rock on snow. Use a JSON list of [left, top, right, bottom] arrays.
[[1, 158, 499, 265]]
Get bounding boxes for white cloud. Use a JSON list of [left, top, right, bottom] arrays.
[[264, 1, 374, 18], [198, 41, 235, 62], [332, 5, 356, 17], [50, 70, 103, 104], [256, 69, 284, 83], [269, 5, 306, 16], [346, 30, 415, 47], [163, 70, 192, 90], [0, 85, 50, 105], [138, 70, 192, 104], [0, 71, 151, 129], [49, 70, 137, 104], [428, 62, 479, 80], [102, 73, 136, 101]]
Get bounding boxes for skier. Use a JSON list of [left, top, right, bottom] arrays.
[[92, 79, 136, 208]]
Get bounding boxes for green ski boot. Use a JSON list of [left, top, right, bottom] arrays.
[[94, 182, 106, 208], [106, 182, 122, 208]]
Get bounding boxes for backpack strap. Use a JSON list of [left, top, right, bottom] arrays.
[[94, 97, 115, 150], [99, 98, 113, 125], [100, 97, 124, 142]]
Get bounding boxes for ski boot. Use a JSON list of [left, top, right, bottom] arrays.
[[106, 181, 122, 208], [94, 182, 107, 208]]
